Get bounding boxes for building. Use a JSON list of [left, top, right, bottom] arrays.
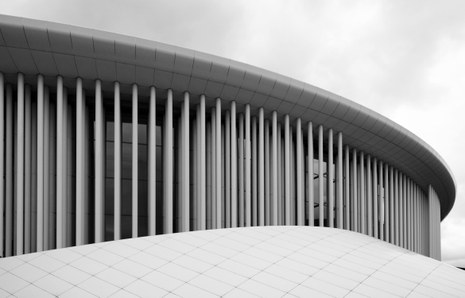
[[1, 13, 463, 298], [0, 11, 458, 266]]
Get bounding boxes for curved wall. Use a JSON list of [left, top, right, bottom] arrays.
[[0, 15, 451, 260]]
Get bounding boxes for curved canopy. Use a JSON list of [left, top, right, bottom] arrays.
[[0, 226, 464, 297]]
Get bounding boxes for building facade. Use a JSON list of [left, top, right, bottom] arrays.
[[0, 15, 455, 260]]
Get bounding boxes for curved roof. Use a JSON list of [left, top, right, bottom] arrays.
[[0, 226, 464, 297], [0, 14, 455, 218]]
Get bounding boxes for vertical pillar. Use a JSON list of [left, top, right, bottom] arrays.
[[252, 117, 257, 226], [43, 87, 50, 250], [308, 122, 314, 226], [5, 85, 13, 256], [215, 99, 221, 228], [344, 146, 350, 230], [278, 124, 283, 225], [75, 78, 85, 246], [373, 158, 378, 239], [36, 76, 44, 251], [390, 166, 394, 244], [95, 80, 105, 242], [318, 125, 324, 227], [181, 92, 190, 232], [164, 90, 174, 233], [360, 152, 365, 234], [230, 101, 237, 228], [148, 86, 156, 235], [284, 115, 291, 225], [296, 118, 304, 225], [379, 161, 384, 241], [56, 75, 65, 249], [0, 74, 3, 256], [328, 129, 334, 228], [65, 100, 72, 247], [264, 119, 270, 225], [351, 149, 357, 232], [399, 171, 403, 247], [258, 108, 265, 226], [25, 87, 32, 253], [384, 164, 389, 242], [225, 110, 231, 228], [245, 105, 251, 226], [114, 82, 121, 239], [336, 132, 343, 229], [199, 95, 206, 230], [238, 113, 244, 227], [272, 112, 278, 225], [16, 73, 25, 255], [211, 108, 216, 229], [394, 169, 399, 245], [367, 155, 372, 236]]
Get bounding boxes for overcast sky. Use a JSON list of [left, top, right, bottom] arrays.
[[2, 0, 464, 261]]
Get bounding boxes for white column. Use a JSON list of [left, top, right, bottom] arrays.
[[131, 84, 138, 237], [148, 86, 156, 235], [351, 149, 357, 231], [225, 110, 231, 228], [25, 83, 34, 252], [5, 85, 13, 256], [36, 76, 44, 251], [336, 132, 343, 229], [296, 118, 304, 225], [0, 74, 3, 256], [75, 78, 85, 246], [16, 74, 25, 255], [318, 125, 324, 227], [367, 155, 372, 237], [164, 90, 174, 233], [373, 158, 378, 239], [84, 94, 90, 244], [379, 161, 384, 241], [360, 152, 365, 234], [278, 124, 283, 224], [344, 146, 350, 230], [181, 92, 190, 232], [398, 172, 404, 247], [384, 164, 389, 242], [272, 112, 279, 225], [245, 105, 251, 226], [65, 100, 72, 247], [328, 129, 334, 228], [252, 117, 257, 226], [230, 101, 237, 228], [95, 80, 105, 242], [43, 87, 50, 250], [238, 113, 244, 227], [308, 122, 314, 226], [114, 82, 121, 239], [394, 169, 399, 245], [258, 108, 265, 226], [56, 75, 65, 249], [215, 98, 221, 228], [264, 119, 270, 226], [211, 108, 216, 229], [200, 96, 206, 230], [284, 115, 291, 225]]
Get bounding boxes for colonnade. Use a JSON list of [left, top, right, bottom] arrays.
[[0, 73, 440, 259]]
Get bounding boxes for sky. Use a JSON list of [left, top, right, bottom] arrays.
[[1, 0, 464, 262]]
